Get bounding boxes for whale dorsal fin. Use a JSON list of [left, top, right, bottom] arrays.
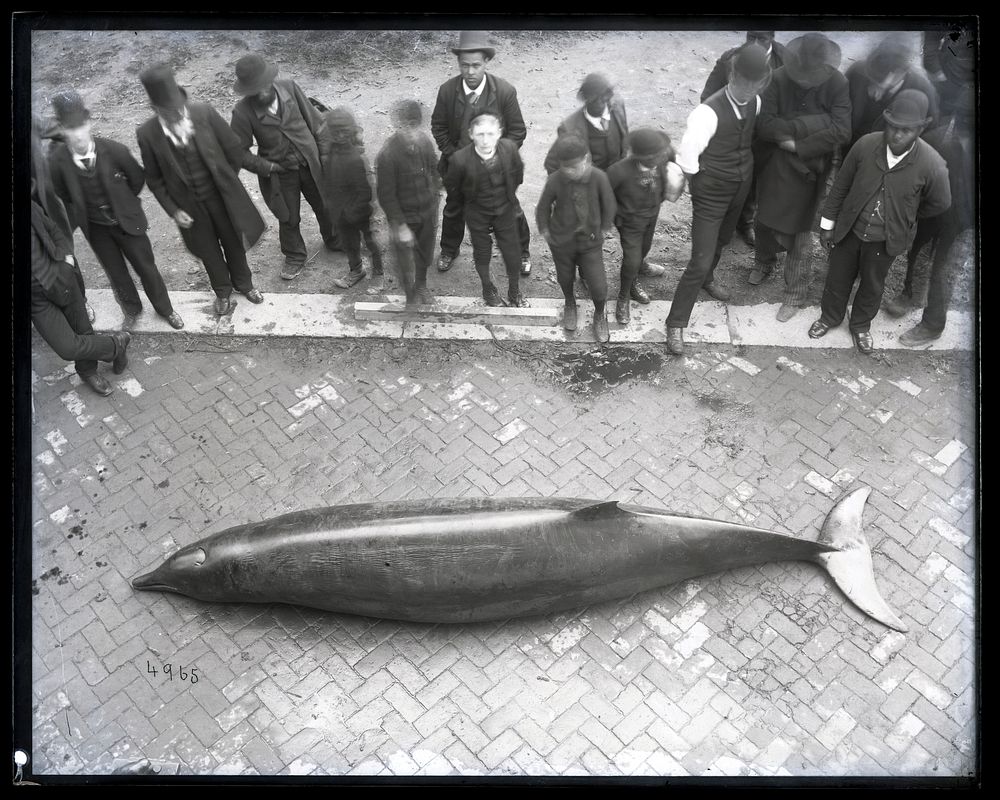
[[571, 501, 626, 521]]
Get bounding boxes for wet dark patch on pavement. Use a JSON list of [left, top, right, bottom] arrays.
[[552, 348, 664, 394]]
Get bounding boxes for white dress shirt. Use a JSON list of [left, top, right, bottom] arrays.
[[675, 89, 763, 175], [583, 106, 612, 131], [71, 140, 97, 171], [159, 108, 195, 148]]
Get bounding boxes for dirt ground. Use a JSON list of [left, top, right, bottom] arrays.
[[29, 27, 974, 313]]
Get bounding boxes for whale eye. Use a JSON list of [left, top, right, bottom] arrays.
[[173, 548, 207, 568]]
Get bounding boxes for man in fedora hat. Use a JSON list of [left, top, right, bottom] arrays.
[[751, 33, 851, 322], [702, 31, 790, 248], [136, 63, 266, 317], [844, 34, 939, 151], [431, 30, 530, 275], [48, 90, 184, 332], [230, 54, 340, 281], [606, 128, 684, 326], [666, 43, 772, 355], [29, 121, 131, 397], [808, 89, 951, 355]]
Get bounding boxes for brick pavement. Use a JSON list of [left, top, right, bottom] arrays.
[[25, 335, 977, 779]]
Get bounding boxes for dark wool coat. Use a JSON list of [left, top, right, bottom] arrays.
[[754, 68, 852, 234], [49, 137, 150, 238], [137, 101, 266, 255], [376, 131, 442, 226], [444, 138, 524, 213], [319, 143, 374, 225], [535, 167, 617, 248], [701, 41, 788, 102], [430, 73, 527, 164], [542, 97, 629, 175], [822, 132, 951, 257], [844, 62, 940, 150]]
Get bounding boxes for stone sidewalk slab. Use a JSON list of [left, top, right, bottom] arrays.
[[88, 290, 974, 350]]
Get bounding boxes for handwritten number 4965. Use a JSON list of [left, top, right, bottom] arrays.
[[147, 660, 199, 683]]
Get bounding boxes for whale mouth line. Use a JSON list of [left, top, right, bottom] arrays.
[[132, 572, 176, 592]]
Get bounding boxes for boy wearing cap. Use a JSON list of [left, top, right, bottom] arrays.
[[230, 55, 340, 280], [316, 107, 383, 290], [752, 33, 851, 322], [136, 63, 266, 317], [667, 43, 772, 355], [445, 112, 528, 308], [606, 129, 684, 325], [376, 100, 442, 306], [48, 90, 184, 331], [536, 135, 617, 342], [809, 89, 951, 355], [431, 31, 531, 275]]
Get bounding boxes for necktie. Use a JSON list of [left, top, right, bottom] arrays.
[[84, 156, 95, 170], [600, 118, 609, 131]]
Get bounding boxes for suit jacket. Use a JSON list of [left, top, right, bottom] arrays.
[[49, 137, 149, 239], [137, 101, 266, 254], [431, 73, 526, 164], [701, 41, 788, 102], [445, 139, 523, 213], [231, 78, 327, 221], [543, 98, 629, 174], [822, 132, 951, 257]]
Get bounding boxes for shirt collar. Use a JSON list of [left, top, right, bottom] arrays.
[[583, 105, 612, 130], [159, 108, 194, 147], [463, 77, 487, 100], [886, 141, 916, 169], [71, 140, 97, 169]]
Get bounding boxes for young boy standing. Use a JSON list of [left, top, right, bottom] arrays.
[[606, 128, 683, 325], [445, 112, 528, 307], [536, 135, 617, 343]]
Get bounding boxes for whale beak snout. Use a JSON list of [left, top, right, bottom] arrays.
[[132, 568, 172, 591]]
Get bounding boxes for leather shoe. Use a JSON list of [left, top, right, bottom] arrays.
[[110, 331, 131, 374], [593, 314, 610, 343], [520, 256, 532, 276], [563, 302, 578, 331], [122, 312, 139, 332], [775, 303, 800, 323], [852, 329, 874, 355], [883, 291, 911, 318], [639, 260, 666, 277], [81, 372, 113, 397], [615, 297, 630, 325], [738, 226, 756, 247], [899, 323, 942, 347], [702, 281, 730, 302], [508, 292, 529, 308], [214, 295, 236, 316], [280, 261, 304, 280], [483, 285, 505, 307], [165, 312, 185, 330], [437, 253, 456, 272], [333, 269, 366, 289], [748, 266, 770, 285], [244, 288, 264, 304], [808, 319, 832, 339], [414, 286, 435, 306], [630, 282, 651, 304], [666, 326, 685, 355]]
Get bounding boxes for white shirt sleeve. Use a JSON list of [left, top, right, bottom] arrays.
[[820, 217, 835, 230], [675, 104, 719, 176]]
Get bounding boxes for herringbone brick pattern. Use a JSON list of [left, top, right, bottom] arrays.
[[28, 339, 976, 777]]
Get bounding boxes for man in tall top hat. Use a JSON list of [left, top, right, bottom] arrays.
[[48, 90, 184, 331], [230, 54, 341, 281], [136, 63, 266, 317], [431, 31, 531, 275], [751, 33, 851, 322]]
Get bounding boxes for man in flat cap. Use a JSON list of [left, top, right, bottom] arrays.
[[230, 54, 340, 281], [667, 44, 772, 355], [808, 89, 951, 355], [136, 63, 266, 317], [751, 33, 851, 322], [702, 31, 789, 247], [48, 90, 184, 332], [431, 31, 531, 276]]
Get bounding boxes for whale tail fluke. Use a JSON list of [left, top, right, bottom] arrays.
[[815, 486, 909, 633]]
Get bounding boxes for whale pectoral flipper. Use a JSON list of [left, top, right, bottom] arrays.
[[570, 501, 627, 521], [816, 486, 909, 633]]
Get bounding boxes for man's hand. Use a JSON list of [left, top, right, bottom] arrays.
[[63, 254, 76, 266], [267, 161, 286, 175], [820, 229, 835, 251], [174, 210, 194, 229], [396, 224, 414, 245], [541, 229, 554, 245], [778, 139, 797, 153]]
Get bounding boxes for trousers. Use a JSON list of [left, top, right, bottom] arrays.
[[187, 191, 254, 297], [900, 211, 963, 334], [277, 165, 338, 265], [754, 224, 815, 306], [819, 232, 895, 333], [339, 214, 383, 273], [441, 187, 531, 259], [549, 236, 607, 304], [86, 223, 174, 317], [617, 214, 658, 299], [392, 213, 438, 298], [465, 204, 523, 296]]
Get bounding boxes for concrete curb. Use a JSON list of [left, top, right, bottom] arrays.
[[88, 290, 975, 351]]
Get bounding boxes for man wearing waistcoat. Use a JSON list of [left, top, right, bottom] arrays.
[[48, 91, 184, 332], [136, 64, 266, 317], [666, 44, 772, 355], [230, 55, 341, 281], [702, 32, 789, 247], [808, 90, 951, 355], [431, 31, 531, 276]]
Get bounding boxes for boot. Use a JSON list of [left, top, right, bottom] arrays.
[[666, 326, 685, 355], [630, 282, 651, 304], [333, 267, 366, 289], [482, 284, 505, 307], [615, 296, 630, 325], [563, 302, 578, 331], [593, 312, 610, 343], [110, 331, 131, 374]]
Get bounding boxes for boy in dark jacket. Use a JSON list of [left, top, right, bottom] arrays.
[[317, 107, 383, 290], [376, 100, 441, 306], [536, 135, 617, 343], [445, 112, 527, 307], [606, 128, 683, 325]]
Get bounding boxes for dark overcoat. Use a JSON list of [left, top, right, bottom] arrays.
[[431, 73, 526, 166], [444, 139, 524, 212], [542, 97, 629, 174], [136, 101, 266, 255]]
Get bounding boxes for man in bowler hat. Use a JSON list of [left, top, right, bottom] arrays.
[[431, 31, 531, 275], [48, 90, 184, 332], [230, 54, 341, 281], [136, 63, 266, 317], [751, 33, 851, 322], [667, 44, 772, 355], [808, 89, 951, 355]]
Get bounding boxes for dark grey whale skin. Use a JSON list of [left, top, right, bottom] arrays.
[[132, 497, 848, 624]]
